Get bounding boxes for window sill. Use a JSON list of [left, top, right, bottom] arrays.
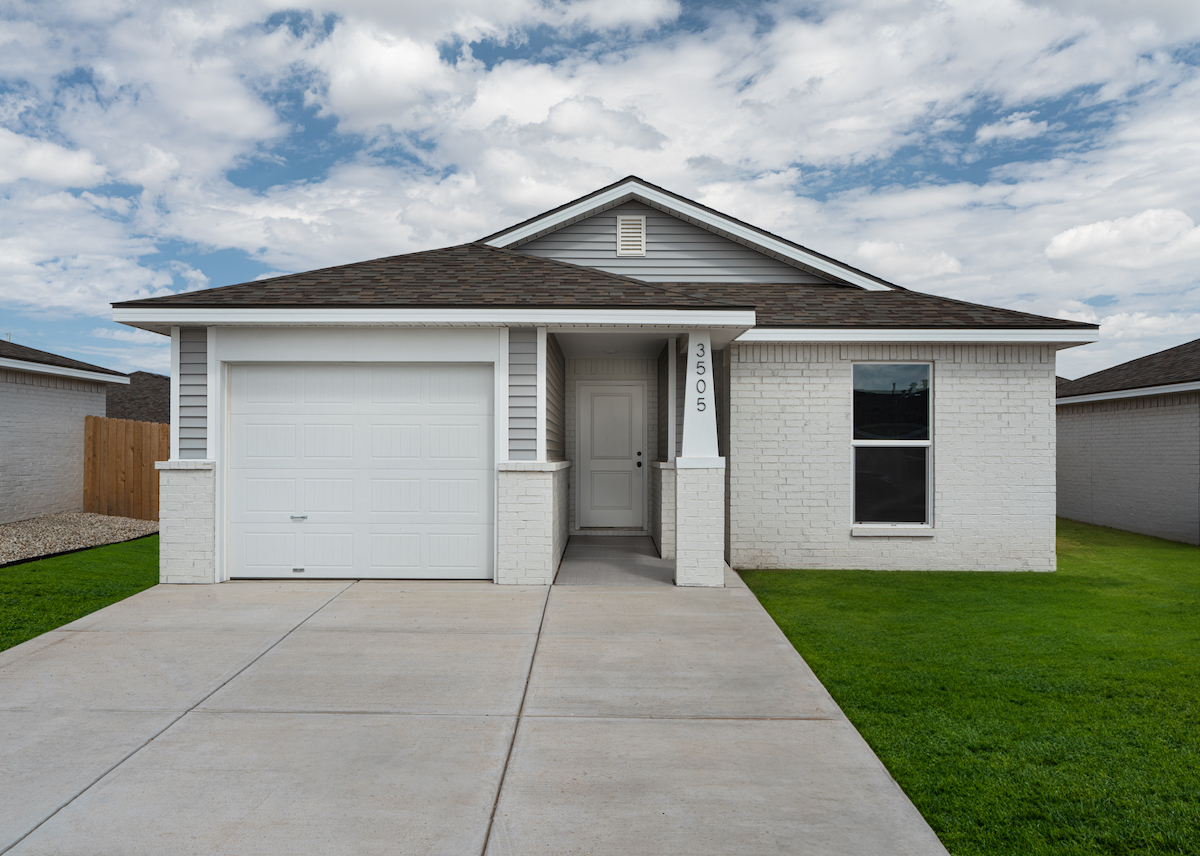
[[851, 526, 934, 538]]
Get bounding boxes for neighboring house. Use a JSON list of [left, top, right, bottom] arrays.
[[112, 176, 1098, 585], [107, 371, 170, 423], [0, 340, 129, 525], [1057, 338, 1200, 545]]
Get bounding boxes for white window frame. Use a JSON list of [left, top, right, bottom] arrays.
[[850, 362, 933, 529], [616, 215, 647, 256]]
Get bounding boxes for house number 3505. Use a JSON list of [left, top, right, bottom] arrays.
[[695, 342, 708, 411]]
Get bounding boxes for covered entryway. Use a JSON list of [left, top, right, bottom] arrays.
[[228, 363, 493, 579]]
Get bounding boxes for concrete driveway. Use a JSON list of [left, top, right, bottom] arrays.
[[0, 572, 948, 855]]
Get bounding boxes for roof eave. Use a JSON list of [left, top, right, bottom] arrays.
[[1057, 378, 1200, 404], [0, 356, 129, 384], [738, 327, 1100, 345]]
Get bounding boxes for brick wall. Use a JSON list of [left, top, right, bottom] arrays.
[[649, 462, 676, 558], [1057, 391, 1199, 545], [727, 343, 1058, 571], [0, 369, 107, 525], [156, 460, 216, 583], [676, 464, 725, 585], [496, 462, 571, 585]]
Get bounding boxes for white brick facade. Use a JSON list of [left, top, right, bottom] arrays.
[[0, 369, 106, 525], [1057, 391, 1199, 545], [496, 462, 572, 585], [156, 460, 217, 584], [675, 464, 726, 585], [649, 462, 676, 558], [727, 343, 1058, 571]]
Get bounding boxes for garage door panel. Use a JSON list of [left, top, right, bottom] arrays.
[[230, 363, 493, 579]]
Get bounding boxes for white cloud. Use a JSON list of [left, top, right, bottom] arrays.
[[91, 326, 163, 344], [1045, 209, 1200, 269], [855, 241, 963, 281], [975, 112, 1050, 144], [0, 128, 106, 186]]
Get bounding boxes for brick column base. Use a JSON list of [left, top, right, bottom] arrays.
[[155, 460, 217, 584], [675, 460, 726, 586], [496, 462, 571, 585]]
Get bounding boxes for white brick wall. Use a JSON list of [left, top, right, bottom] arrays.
[[728, 343, 1058, 571], [675, 464, 725, 585], [0, 369, 106, 525], [649, 462, 676, 558], [156, 460, 217, 584], [496, 462, 571, 585], [1057, 391, 1199, 545]]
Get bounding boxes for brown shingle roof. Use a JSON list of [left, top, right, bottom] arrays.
[[114, 244, 747, 310], [1057, 338, 1200, 397], [106, 371, 170, 423], [112, 242, 1093, 331], [0, 340, 126, 377]]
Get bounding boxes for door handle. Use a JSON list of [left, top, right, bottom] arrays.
[[290, 515, 307, 521]]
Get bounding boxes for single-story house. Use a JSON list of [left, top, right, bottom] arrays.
[[0, 340, 129, 525], [107, 371, 171, 423], [1057, 337, 1200, 545], [112, 176, 1098, 585]]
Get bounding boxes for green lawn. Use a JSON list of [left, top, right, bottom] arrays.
[[742, 519, 1200, 856], [0, 536, 159, 652]]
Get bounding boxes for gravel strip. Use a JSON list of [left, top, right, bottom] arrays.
[[0, 513, 159, 566]]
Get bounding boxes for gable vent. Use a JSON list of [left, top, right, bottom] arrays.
[[616, 215, 647, 256]]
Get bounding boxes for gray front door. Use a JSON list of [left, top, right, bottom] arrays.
[[577, 383, 645, 528]]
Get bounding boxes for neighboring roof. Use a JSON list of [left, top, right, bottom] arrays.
[[0, 339, 127, 380], [113, 243, 750, 311], [480, 175, 898, 292], [1057, 338, 1200, 398], [112, 243, 1093, 334], [106, 371, 170, 423]]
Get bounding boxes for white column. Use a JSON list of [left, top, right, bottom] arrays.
[[675, 329, 726, 586]]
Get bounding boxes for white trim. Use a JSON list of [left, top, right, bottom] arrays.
[[169, 327, 180, 459], [851, 526, 935, 538], [483, 179, 895, 291], [738, 327, 1098, 344], [1056, 379, 1200, 405], [0, 356, 129, 384], [536, 327, 547, 462], [666, 337, 677, 462], [675, 456, 726, 469], [113, 307, 757, 332]]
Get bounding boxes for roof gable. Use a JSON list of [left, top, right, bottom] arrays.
[[482, 176, 897, 291]]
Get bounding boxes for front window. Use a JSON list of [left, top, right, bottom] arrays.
[[852, 364, 931, 524]]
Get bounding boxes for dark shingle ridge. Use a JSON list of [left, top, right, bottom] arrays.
[[1057, 338, 1200, 397], [112, 241, 1093, 331], [0, 339, 126, 377]]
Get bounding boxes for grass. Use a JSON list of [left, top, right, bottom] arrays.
[[742, 519, 1200, 856], [0, 536, 160, 652]]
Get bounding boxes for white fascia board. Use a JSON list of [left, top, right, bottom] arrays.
[[1056, 379, 1200, 405], [483, 180, 895, 292], [112, 307, 757, 329], [0, 356, 129, 384], [736, 327, 1099, 344]]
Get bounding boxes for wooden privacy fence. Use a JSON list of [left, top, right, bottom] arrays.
[[84, 416, 170, 521]]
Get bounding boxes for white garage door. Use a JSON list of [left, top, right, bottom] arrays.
[[229, 363, 493, 579]]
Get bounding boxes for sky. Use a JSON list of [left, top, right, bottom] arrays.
[[1, 0, 1198, 380]]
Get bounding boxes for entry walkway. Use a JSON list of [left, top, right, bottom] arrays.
[[0, 577, 948, 855], [553, 534, 674, 585]]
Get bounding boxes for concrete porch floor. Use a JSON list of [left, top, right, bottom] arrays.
[[554, 534, 675, 585], [0, 573, 948, 855]]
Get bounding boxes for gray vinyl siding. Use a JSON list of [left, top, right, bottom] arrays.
[[178, 327, 208, 459], [517, 201, 832, 283], [546, 333, 566, 461], [509, 328, 537, 460], [657, 343, 670, 462]]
